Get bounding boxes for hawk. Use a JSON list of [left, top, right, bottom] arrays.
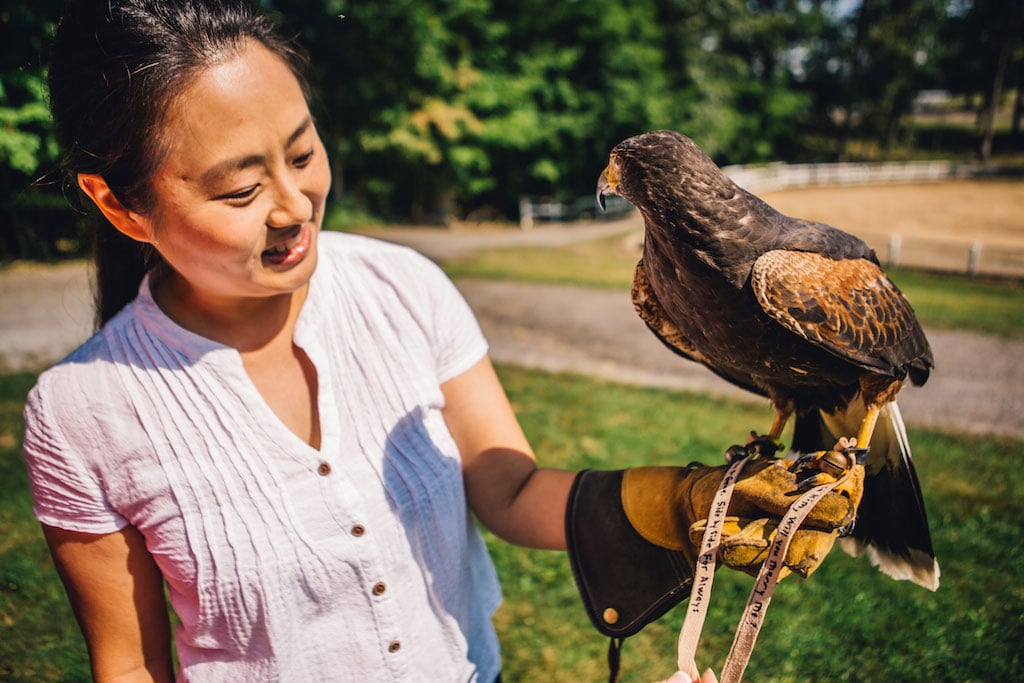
[[598, 130, 938, 590]]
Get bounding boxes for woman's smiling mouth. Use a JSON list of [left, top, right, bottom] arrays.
[[262, 224, 312, 267]]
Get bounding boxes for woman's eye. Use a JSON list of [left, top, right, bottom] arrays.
[[294, 149, 314, 167], [218, 186, 258, 202]]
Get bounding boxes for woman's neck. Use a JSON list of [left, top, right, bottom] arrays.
[[151, 271, 308, 353]]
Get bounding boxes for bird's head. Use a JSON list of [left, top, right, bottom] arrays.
[[597, 130, 724, 213]]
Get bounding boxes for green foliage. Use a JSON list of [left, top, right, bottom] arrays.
[[275, 0, 834, 220], [0, 1, 73, 262], [2, 0, 1022, 256], [0, 73, 53, 176], [801, 0, 948, 156], [0, 2, 59, 178]]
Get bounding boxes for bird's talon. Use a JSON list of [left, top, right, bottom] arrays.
[[745, 434, 783, 459], [795, 472, 827, 492], [843, 446, 869, 466], [790, 451, 818, 469], [725, 445, 748, 463]]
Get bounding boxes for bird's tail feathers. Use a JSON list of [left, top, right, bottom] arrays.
[[791, 401, 939, 591], [837, 536, 940, 590], [888, 401, 912, 472]]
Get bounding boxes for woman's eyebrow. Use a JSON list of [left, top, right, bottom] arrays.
[[197, 116, 313, 187]]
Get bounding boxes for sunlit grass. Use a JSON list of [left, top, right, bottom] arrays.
[[491, 365, 1024, 682], [0, 372, 91, 682], [3, 367, 1021, 681], [444, 229, 641, 290], [886, 268, 1024, 338]]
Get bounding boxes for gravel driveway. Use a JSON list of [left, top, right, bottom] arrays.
[[3, 219, 1022, 440]]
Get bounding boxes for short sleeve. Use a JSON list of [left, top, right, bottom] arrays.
[[22, 377, 129, 534], [416, 255, 489, 383]]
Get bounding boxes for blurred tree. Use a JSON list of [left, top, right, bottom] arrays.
[[469, 0, 679, 214], [276, 0, 828, 221], [0, 0, 69, 261], [936, 0, 1023, 161], [804, 0, 943, 160], [268, 0, 493, 222], [8, 0, 1013, 245], [668, 0, 821, 163], [864, 0, 942, 151]]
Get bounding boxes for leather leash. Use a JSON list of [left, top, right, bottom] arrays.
[[667, 456, 855, 683]]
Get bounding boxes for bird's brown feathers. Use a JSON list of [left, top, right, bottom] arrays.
[[752, 250, 932, 384]]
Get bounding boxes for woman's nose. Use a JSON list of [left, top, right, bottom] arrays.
[[267, 174, 313, 228]]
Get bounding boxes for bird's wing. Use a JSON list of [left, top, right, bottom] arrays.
[[632, 258, 764, 396], [751, 250, 929, 378]]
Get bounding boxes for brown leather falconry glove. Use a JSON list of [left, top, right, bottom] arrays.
[[565, 453, 864, 639]]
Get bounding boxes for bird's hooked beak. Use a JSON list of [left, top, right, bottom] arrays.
[[596, 157, 620, 211]]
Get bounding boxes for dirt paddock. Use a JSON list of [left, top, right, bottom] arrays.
[[761, 179, 1024, 247]]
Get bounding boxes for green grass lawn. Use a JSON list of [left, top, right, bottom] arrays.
[[0, 372, 92, 682], [2, 366, 1022, 681], [492, 365, 1024, 682], [443, 233, 1024, 339]]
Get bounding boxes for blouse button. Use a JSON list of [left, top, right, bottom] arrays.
[[351, 524, 366, 537], [372, 581, 387, 596], [388, 640, 401, 653], [317, 462, 331, 476]]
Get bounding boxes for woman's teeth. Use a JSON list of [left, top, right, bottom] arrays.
[[266, 231, 302, 255]]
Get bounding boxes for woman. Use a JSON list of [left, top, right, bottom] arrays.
[[29, 1, 578, 679], [25, 1, 849, 680]]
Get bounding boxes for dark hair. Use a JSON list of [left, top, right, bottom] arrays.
[[48, 0, 310, 326]]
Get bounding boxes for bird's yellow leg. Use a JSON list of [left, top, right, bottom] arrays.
[[767, 409, 791, 442], [853, 376, 902, 450], [733, 405, 791, 460], [856, 404, 882, 448], [726, 399, 793, 461]]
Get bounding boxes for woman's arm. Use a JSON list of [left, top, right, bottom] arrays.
[[443, 356, 576, 550], [43, 524, 174, 682]]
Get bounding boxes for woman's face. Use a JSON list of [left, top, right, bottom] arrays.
[[142, 41, 330, 310]]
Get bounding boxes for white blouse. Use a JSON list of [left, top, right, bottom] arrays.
[[23, 231, 502, 682]]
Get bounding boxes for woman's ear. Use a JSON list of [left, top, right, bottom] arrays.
[[77, 173, 155, 243]]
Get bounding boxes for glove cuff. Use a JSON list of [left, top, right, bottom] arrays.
[[565, 469, 693, 638]]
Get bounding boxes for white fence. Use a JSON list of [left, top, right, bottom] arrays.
[[850, 232, 1024, 278], [721, 159, 973, 193], [517, 193, 633, 230]]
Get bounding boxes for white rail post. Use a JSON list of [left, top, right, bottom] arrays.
[[888, 234, 902, 268], [968, 241, 982, 275], [519, 197, 534, 231]]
